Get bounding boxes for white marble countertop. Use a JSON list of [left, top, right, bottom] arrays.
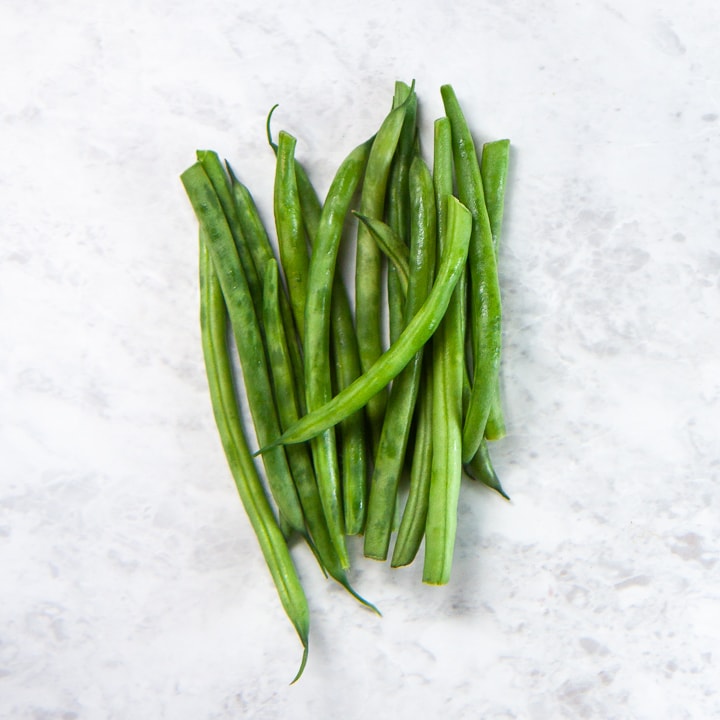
[[2, 1, 719, 717]]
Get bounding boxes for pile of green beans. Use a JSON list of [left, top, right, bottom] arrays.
[[181, 81, 511, 681]]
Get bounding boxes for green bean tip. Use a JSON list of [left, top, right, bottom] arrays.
[[266, 103, 280, 151], [289, 643, 309, 685]]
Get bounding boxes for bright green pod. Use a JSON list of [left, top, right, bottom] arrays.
[[422, 194, 475, 586], [480, 139, 511, 441], [198, 235, 309, 683], [181, 163, 305, 534], [196, 151, 263, 318], [440, 84, 502, 464], [364, 155, 436, 562], [386, 80, 418, 345], [303, 138, 373, 568], [274, 131, 309, 341]]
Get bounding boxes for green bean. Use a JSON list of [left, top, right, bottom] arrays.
[[302, 172, 369, 536], [421, 118, 466, 585], [480, 139, 511, 441], [386, 80, 417, 345], [304, 139, 372, 568], [298, 168, 369, 537], [481, 139, 511, 251], [331, 295, 369, 536], [266, 103, 323, 243], [364, 155, 436, 561], [391, 357, 433, 568], [261, 258, 323, 548], [198, 235, 309, 683], [461, 368, 509, 499], [262, 271, 330, 572], [263, 260, 380, 610], [196, 151, 263, 316], [353, 213, 409, 298], [440, 84, 502, 464], [266, 110, 369, 535], [181, 163, 305, 534], [274, 131, 309, 341], [261, 194, 471, 452], [355, 100, 409, 444], [421, 193, 478, 585], [225, 164, 307, 414], [464, 440, 510, 500]]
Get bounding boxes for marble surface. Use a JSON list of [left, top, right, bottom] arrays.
[[2, 0, 719, 717]]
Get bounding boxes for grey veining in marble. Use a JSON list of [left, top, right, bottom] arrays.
[[1, 0, 719, 718]]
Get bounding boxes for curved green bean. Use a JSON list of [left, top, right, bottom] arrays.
[[480, 139, 511, 441], [262, 259, 325, 558], [275, 131, 309, 341], [464, 440, 510, 500], [261, 194, 471, 451], [355, 100, 409, 444], [304, 139, 372, 568], [181, 163, 305, 533], [391, 358, 433, 568], [263, 260, 380, 610], [481, 139, 511, 251], [440, 84, 502, 464], [198, 236, 309, 683], [422, 117, 465, 585], [266, 110, 369, 535], [265, 103, 323, 243], [364, 155, 436, 561]]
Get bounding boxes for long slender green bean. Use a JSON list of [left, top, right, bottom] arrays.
[[440, 84, 502, 464], [480, 139, 511, 441], [266, 112, 370, 535], [420, 194, 475, 586], [304, 139, 372, 568], [481, 139, 511, 251], [181, 163, 305, 533], [275, 131, 309, 341], [391, 356, 433, 568], [462, 368, 510, 499], [355, 100, 409, 445], [198, 236, 309, 683], [298, 165, 370, 537], [422, 118, 465, 585], [331, 298, 369, 536], [464, 440, 510, 500], [263, 259, 380, 610], [265, 104, 324, 243], [261, 194, 471, 452], [364, 155, 436, 561], [386, 81, 417, 345], [296, 156, 369, 536]]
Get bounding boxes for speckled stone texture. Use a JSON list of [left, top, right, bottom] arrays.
[[1, 0, 719, 718]]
